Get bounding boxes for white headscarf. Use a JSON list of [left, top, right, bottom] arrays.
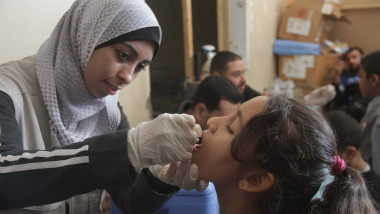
[[36, 0, 161, 146]]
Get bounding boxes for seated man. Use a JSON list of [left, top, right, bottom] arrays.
[[327, 47, 370, 121], [210, 51, 261, 102], [326, 110, 380, 203], [176, 75, 242, 130]]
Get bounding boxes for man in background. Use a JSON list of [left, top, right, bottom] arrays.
[[327, 47, 370, 121], [176, 75, 242, 130], [210, 51, 261, 102]]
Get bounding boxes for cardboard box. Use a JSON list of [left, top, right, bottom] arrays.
[[343, 0, 380, 10], [278, 0, 344, 43], [278, 54, 339, 88]]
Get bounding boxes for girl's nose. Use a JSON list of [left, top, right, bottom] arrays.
[[207, 117, 218, 133]]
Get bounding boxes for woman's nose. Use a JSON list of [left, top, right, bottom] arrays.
[[118, 66, 134, 84]]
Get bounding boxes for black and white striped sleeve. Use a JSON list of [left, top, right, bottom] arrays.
[[0, 91, 135, 210], [0, 129, 135, 210]]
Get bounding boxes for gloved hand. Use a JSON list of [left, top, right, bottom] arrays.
[[149, 159, 209, 192], [304, 84, 336, 106], [127, 113, 202, 172]]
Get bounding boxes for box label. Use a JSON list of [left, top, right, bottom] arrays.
[[322, 3, 334, 14], [295, 55, 315, 67], [283, 58, 307, 79], [286, 17, 312, 36], [283, 56, 316, 79]]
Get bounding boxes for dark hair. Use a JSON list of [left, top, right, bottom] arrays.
[[94, 27, 161, 57], [191, 75, 242, 111], [210, 51, 242, 75], [361, 50, 380, 78], [326, 111, 362, 152], [231, 95, 377, 214], [344, 47, 364, 60]]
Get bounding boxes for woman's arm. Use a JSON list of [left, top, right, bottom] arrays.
[[108, 168, 179, 214], [0, 91, 134, 210]]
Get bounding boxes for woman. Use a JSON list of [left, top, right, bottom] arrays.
[[191, 95, 378, 214], [0, 0, 202, 213]]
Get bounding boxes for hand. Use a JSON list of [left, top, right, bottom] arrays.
[[304, 84, 336, 106], [149, 160, 209, 192], [127, 113, 202, 172]]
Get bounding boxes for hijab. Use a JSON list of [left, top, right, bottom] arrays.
[[35, 0, 161, 146]]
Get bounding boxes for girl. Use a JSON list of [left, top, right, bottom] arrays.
[[192, 95, 378, 214]]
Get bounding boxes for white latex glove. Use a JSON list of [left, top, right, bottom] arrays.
[[304, 84, 336, 106], [149, 159, 209, 192], [127, 113, 202, 172]]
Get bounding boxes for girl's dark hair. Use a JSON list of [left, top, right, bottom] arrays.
[[231, 95, 378, 214]]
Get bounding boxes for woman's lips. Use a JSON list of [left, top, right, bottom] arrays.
[[107, 82, 119, 91], [105, 81, 120, 95]]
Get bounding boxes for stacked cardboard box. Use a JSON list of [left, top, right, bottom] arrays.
[[276, 0, 346, 92]]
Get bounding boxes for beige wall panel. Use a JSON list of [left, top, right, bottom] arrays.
[[246, 0, 286, 93]]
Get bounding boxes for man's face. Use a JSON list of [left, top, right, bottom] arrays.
[[346, 49, 362, 70], [222, 59, 246, 93]]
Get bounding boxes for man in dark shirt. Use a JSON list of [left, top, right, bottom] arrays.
[[210, 51, 261, 102], [327, 47, 370, 122]]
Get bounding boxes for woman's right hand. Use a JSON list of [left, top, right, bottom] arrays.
[[126, 113, 202, 172]]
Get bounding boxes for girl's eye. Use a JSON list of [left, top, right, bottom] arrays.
[[226, 125, 234, 134], [119, 51, 129, 61]]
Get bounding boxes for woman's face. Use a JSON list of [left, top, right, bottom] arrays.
[[192, 96, 268, 185], [84, 40, 155, 98]]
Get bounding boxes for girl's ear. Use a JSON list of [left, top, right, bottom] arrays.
[[238, 169, 274, 193]]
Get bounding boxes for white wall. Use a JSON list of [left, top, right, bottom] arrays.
[[0, 0, 152, 127], [0, 0, 75, 63], [247, 0, 286, 92], [229, 0, 286, 93]]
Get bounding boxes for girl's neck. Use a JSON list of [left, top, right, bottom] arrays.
[[215, 184, 267, 214]]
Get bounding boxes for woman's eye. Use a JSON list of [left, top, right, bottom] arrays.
[[135, 64, 147, 73], [226, 125, 234, 134], [119, 51, 129, 61]]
